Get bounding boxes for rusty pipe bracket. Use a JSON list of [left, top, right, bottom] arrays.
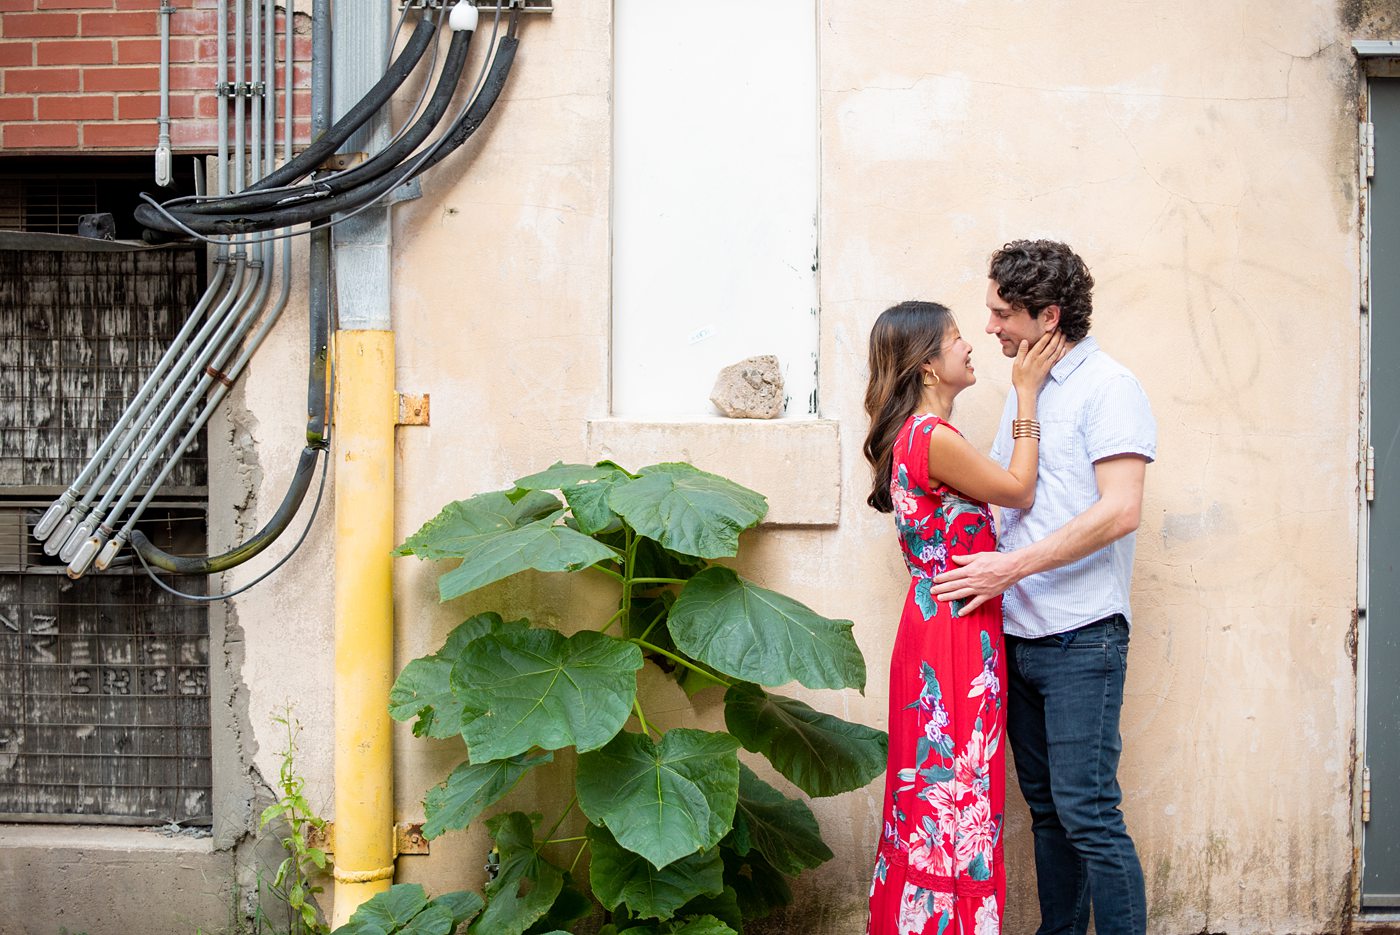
[[305, 821, 431, 856], [321, 151, 367, 172], [396, 392, 430, 426]]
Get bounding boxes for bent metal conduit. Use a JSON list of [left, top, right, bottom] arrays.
[[34, 0, 528, 585]]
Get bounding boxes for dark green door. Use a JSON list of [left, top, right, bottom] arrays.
[[1366, 77, 1400, 907]]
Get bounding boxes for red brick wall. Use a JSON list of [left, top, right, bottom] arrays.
[[0, 0, 311, 153]]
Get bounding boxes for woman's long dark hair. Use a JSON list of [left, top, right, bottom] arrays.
[[863, 301, 955, 512]]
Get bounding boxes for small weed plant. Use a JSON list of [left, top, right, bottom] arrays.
[[388, 461, 890, 934], [257, 710, 330, 935]]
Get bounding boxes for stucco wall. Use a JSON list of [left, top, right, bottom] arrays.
[[212, 1, 1366, 933]]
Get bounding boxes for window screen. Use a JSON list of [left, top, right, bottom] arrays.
[[0, 240, 213, 825]]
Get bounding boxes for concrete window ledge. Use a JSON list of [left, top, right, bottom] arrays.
[[0, 824, 231, 934], [0, 822, 217, 853], [586, 418, 841, 526]]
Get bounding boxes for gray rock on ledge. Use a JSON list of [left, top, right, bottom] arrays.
[[710, 355, 785, 419]]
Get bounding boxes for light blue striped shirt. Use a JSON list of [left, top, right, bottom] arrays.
[[989, 337, 1156, 639]]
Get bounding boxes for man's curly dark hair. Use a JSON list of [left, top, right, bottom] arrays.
[[988, 240, 1094, 342]]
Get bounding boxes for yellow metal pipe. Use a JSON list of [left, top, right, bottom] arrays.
[[331, 329, 396, 924]]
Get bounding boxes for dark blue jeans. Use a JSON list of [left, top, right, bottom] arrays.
[[1005, 615, 1146, 935]]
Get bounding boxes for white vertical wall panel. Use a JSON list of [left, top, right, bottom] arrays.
[[611, 0, 819, 418]]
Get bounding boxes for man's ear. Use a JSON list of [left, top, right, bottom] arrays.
[[1040, 304, 1062, 332]]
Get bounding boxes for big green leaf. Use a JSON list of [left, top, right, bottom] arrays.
[[435, 891, 486, 927], [397, 490, 617, 601], [729, 763, 834, 874], [515, 461, 634, 536], [397, 490, 561, 559], [389, 613, 528, 739], [723, 684, 887, 797], [441, 612, 530, 659], [437, 517, 618, 602], [515, 462, 627, 490], [576, 728, 740, 869], [399, 905, 455, 935], [564, 474, 629, 535], [422, 751, 554, 839], [608, 463, 767, 559], [389, 655, 458, 739], [587, 824, 724, 920], [469, 812, 564, 935], [454, 629, 642, 762], [669, 567, 866, 691], [332, 883, 431, 934]]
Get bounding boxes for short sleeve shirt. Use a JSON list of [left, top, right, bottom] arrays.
[[988, 337, 1156, 638]]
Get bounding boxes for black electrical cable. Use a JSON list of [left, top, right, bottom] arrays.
[[173, 29, 473, 218], [135, 3, 511, 247], [130, 443, 325, 574], [134, 13, 438, 232], [246, 14, 437, 192], [145, 35, 518, 236], [134, 444, 329, 602]]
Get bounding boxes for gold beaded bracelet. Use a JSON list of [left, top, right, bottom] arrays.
[[1012, 419, 1041, 440]]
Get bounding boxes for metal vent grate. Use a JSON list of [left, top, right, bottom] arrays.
[[0, 557, 212, 824], [0, 178, 101, 236], [0, 248, 208, 491], [0, 239, 211, 825]]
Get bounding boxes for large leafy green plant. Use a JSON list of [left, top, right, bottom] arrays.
[[390, 462, 888, 935]]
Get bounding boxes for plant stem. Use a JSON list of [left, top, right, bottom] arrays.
[[589, 564, 626, 583], [569, 838, 589, 874], [629, 577, 688, 586], [635, 603, 668, 643], [619, 527, 637, 641], [630, 639, 733, 688], [544, 835, 587, 845], [537, 794, 578, 851], [601, 606, 627, 635], [632, 697, 654, 738]]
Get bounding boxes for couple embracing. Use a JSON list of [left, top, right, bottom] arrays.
[[864, 240, 1156, 935]]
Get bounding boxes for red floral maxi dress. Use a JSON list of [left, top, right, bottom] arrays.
[[867, 413, 1007, 935]]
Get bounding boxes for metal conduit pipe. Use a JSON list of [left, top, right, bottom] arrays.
[[30, 255, 231, 542], [106, 243, 291, 571], [160, 2, 435, 224], [65, 262, 266, 574], [217, 0, 229, 196], [34, 7, 244, 550], [127, 0, 308, 575], [66, 251, 266, 570], [44, 253, 249, 559], [155, 0, 173, 186], [77, 23, 282, 577]]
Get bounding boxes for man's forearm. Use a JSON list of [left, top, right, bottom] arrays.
[[1004, 493, 1140, 583]]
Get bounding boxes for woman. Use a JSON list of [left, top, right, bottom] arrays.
[[863, 300, 1062, 935]]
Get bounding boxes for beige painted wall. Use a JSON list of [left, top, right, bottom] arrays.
[[213, 1, 1371, 933]]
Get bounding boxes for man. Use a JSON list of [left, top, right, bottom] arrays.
[[931, 239, 1155, 935]]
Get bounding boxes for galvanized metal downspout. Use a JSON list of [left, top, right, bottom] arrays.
[[325, 0, 397, 922]]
